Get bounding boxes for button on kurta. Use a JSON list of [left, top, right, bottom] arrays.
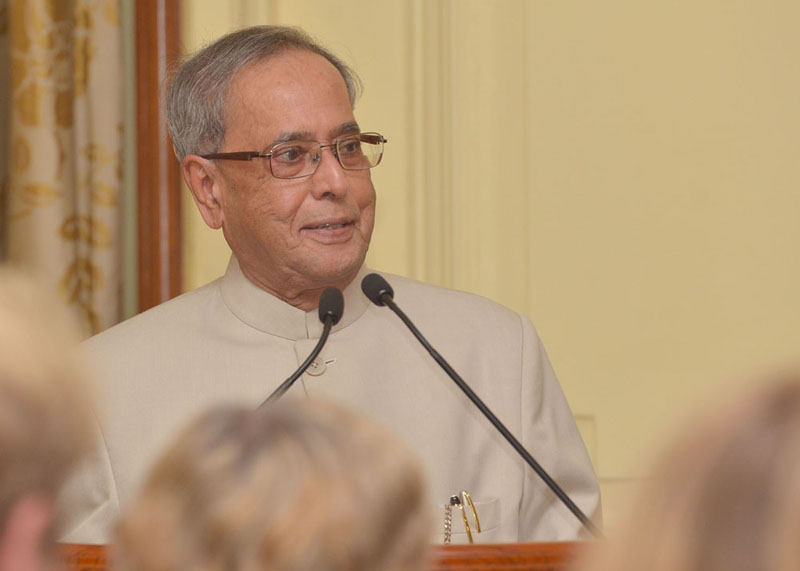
[[306, 357, 326, 376]]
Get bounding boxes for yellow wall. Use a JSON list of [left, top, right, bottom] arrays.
[[180, 0, 800, 530]]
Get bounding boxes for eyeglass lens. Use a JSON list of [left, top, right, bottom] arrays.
[[268, 133, 383, 179]]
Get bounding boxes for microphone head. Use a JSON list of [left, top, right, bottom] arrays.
[[318, 287, 344, 325], [361, 273, 394, 306]]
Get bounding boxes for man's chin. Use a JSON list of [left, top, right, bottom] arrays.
[[304, 254, 366, 288]]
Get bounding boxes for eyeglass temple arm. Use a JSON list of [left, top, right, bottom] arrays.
[[200, 151, 264, 160], [361, 134, 387, 144]]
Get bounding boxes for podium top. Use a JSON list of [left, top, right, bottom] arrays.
[[60, 541, 585, 571]]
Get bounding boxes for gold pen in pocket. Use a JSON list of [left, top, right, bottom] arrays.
[[443, 490, 481, 544]]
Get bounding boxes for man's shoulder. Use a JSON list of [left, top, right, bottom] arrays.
[[83, 278, 223, 351]]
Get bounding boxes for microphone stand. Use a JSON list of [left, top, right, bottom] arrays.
[[260, 287, 343, 406], [260, 319, 334, 406], [364, 275, 602, 538]]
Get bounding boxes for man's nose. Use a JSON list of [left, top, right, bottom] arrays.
[[309, 145, 348, 199]]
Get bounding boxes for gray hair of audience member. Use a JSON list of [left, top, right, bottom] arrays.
[[573, 374, 800, 571], [166, 25, 362, 162], [114, 398, 432, 571], [0, 268, 93, 530]]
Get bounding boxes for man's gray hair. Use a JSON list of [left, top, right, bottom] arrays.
[[166, 26, 362, 162]]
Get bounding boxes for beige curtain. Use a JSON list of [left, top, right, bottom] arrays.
[[0, 0, 121, 335]]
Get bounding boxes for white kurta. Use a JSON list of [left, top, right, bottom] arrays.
[[60, 257, 601, 544]]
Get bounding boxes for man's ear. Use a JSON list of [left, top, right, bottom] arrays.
[[183, 155, 226, 229]]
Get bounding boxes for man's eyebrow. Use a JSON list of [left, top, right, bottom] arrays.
[[265, 123, 361, 149], [269, 131, 314, 147], [330, 122, 361, 138]]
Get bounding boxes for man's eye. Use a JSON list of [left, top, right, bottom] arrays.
[[273, 146, 307, 162], [338, 138, 362, 155]]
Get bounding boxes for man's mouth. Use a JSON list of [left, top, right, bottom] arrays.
[[303, 221, 351, 230]]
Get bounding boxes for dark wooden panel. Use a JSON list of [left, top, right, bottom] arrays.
[[135, 0, 182, 311]]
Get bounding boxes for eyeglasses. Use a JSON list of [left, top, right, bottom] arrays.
[[200, 132, 387, 179]]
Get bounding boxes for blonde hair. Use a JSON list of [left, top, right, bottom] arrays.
[[575, 374, 800, 571], [0, 267, 93, 528], [115, 399, 432, 571]]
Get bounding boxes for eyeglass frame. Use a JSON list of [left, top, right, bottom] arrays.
[[199, 132, 387, 179]]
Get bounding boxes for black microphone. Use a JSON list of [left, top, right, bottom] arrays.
[[261, 287, 344, 406], [361, 273, 602, 538]]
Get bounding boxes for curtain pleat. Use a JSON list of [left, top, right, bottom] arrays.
[[1, 0, 122, 335]]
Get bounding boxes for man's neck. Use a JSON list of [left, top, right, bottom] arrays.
[[239, 266, 358, 312]]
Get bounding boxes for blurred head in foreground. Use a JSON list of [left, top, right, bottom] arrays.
[[0, 268, 93, 571], [574, 373, 800, 571], [115, 398, 432, 571]]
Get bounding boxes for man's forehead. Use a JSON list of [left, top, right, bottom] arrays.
[[223, 51, 352, 126], [219, 59, 355, 153], [231, 49, 343, 95]]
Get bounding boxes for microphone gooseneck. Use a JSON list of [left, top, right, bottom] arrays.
[[261, 287, 344, 406], [360, 273, 602, 538]]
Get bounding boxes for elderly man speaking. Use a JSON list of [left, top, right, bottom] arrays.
[[62, 26, 601, 544]]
